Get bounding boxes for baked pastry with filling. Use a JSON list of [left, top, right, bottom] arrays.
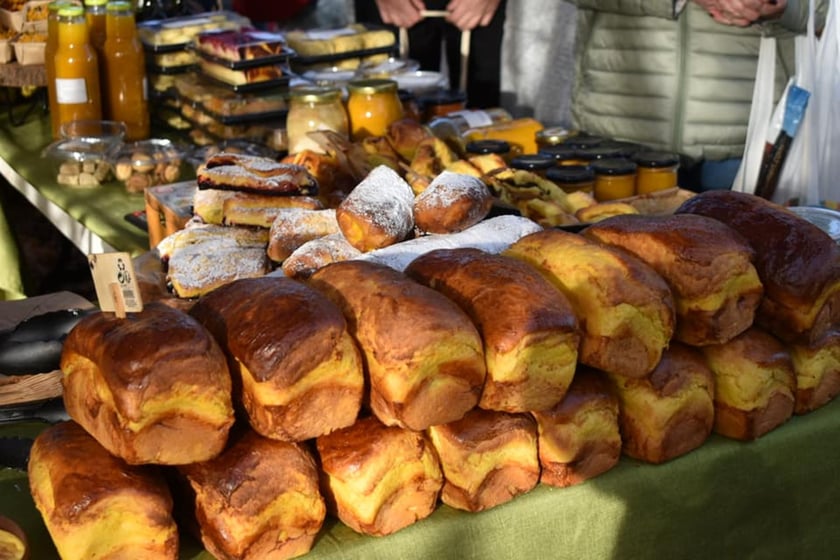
[[787, 329, 840, 414]]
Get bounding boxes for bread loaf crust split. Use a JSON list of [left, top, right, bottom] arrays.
[[189, 277, 364, 441], [179, 430, 325, 560], [677, 190, 840, 344], [583, 213, 763, 346], [532, 369, 621, 487], [504, 229, 676, 378], [60, 303, 234, 465], [308, 260, 486, 431], [427, 408, 539, 512], [28, 421, 178, 560], [607, 343, 715, 464], [405, 247, 580, 412], [315, 416, 443, 537]]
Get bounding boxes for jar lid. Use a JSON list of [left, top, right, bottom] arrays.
[[576, 144, 635, 161], [50, 1, 75, 13], [106, 1, 132, 12], [538, 145, 578, 162], [546, 165, 595, 184], [590, 158, 638, 176], [347, 78, 399, 95], [562, 134, 604, 150], [289, 85, 342, 103], [58, 4, 84, 16], [633, 151, 680, 168], [536, 126, 573, 146], [84, 0, 107, 6], [465, 139, 511, 155], [510, 154, 556, 171]]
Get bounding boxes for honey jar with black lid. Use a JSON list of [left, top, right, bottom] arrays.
[[510, 153, 556, 177], [546, 165, 595, 194], [633, 151, 680, 194], [590, 158, 637, 201]]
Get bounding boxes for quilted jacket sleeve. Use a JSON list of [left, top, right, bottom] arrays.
[[776, 0, 827, 32]]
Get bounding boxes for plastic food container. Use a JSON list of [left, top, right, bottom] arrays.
[[60, 119, 126, 143], [137, 10, 247, 50], [41, 136, 117, 188], [109, 138, 186, 193]]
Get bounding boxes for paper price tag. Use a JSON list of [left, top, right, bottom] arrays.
[[88, 253, 144, 317]]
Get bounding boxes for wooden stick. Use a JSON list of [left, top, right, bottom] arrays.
[[109, 282, 126, 319], [459, 30, 471, 93], [399, 27, 409, 59], [420, 10, 449, 17]]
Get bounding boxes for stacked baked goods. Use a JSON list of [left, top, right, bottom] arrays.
[[27, 180, 840, 558]]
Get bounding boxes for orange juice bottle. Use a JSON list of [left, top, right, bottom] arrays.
[[102, 1, 149, 140], [53, 4, 102, 129], [46, 1, 74, 139], [84, 0, 106, 51]]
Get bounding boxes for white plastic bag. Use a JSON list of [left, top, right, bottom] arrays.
[[732, 36, 778, 194], [814, 0, 840, 204]]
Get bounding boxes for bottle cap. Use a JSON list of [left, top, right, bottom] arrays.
[[590, 158, 638, 176], [58, 4, 84, 17], [510, 153, 556, 171], [546, 165, 595, 184], [465, 139, 511, 155], [632, 151, 681, 168], [347, 79, 399, 95]]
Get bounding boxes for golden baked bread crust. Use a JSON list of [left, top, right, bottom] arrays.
[[413, 171, 494, 234], [315, 415, 443, 537], [788, 329, 840, 414], [504, 229, 676, 378], [607, 343, 715, 464], [60, 303, 234, 465], [405, 247, 580, 412], [189, 277, 364, 442], [584, 213, 763, 346], [677, 190, 840, 344], [28, 421, 178, 560], [701, 326, 796, 440], [335, 165, 415, 252], [308, 260, 486, 430], [531, 368, 621, 487], [179, 429, 325, 560], [427, 408, 539, 512]]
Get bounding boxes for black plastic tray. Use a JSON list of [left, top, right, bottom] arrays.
[[193, 47, 294, 70]]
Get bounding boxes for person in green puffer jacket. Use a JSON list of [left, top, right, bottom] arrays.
[[567, 0, 826, 191]]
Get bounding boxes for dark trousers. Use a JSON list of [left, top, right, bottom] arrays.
[[354, 0, 506, 108]]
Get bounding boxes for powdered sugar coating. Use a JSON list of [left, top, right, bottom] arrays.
[[281, 232, 362, 279], [337, 165, 415, 249], [414, 170, 492, 233], [358, 215, 544, 272], [416, 170, 487, 209], [168, 243, 270, 298]]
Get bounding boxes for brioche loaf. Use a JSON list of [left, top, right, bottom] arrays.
[[315, 415, 443, 537], [336, 165, 415, 252], [405, 247, 580, 412], [677, 190, 840, 344], [28, 421, 178, 560], [701, 327, 796, 440], [583, 213, 763, 346], [427, 408, 540, 512], [60, 303, 234, 465], [413, 171, 494, 234], [606, 343, 715, 464], [308, 260, 486, 430], [531, 368, 621, 487], [189, 277, 364, 441], [178, 429, 325, 560], [504, 229, 676, 377], [788, 329, 840, 414]]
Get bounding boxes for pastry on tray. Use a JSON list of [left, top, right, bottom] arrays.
[[195, 29, 288, 62], [197, 152, 318, 196]]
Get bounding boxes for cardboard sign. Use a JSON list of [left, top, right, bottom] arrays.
[[87, 253, 143, 317]]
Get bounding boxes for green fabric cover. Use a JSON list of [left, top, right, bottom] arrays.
[[0, 202, 25, 300], [2, 398, 839, 559]]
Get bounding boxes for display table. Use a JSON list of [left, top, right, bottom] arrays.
[[2, 396, 839, 559], [0, 110, 158, 259]]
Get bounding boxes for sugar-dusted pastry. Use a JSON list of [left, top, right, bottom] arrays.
[[267, 208, 342, 263], [281, 233, 362, 280], [197, 152, 318, 196], [413, 170, 494, 234]]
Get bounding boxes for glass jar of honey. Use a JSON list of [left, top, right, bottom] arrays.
[[419, 90, 467, 122], [546, 165, 595, 194], [591, 159, 637, 201], [287, 86, 349, 155], [53, 4, 102, 131], [510, 153, 556, 177], [345, 78, 403, 140], [102, 1, 149, 141], [633, 151, 680, 194]]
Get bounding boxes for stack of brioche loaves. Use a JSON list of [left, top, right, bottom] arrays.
[[27, 189, 840, 560]]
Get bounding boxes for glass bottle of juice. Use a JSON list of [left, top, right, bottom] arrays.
[[85, 0, 108, 111], [53, 4, 102, 130], [102, 1, 149, 140], [46, 1, 73, 139]]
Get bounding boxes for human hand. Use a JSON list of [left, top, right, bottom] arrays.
[[444, 0, 502, 31], [374, 0, 425, 28], [693, 0, 786, 26]]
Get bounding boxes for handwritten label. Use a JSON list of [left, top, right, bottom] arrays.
[[88, 253, 143, 315]]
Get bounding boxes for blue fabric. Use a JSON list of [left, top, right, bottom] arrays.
[[699, 157, 742, 191]]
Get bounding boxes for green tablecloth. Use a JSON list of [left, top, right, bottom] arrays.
[[0, 202, 25, 300], [2, 397, 839, 560], [0, 110, 159, 261]]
